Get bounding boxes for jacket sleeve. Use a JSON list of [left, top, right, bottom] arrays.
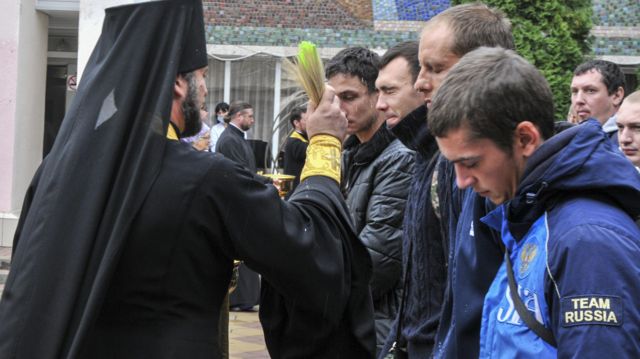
[[360, 149, 415, 300], [201, 158, 365, 318], [547, 222, 640, 358]]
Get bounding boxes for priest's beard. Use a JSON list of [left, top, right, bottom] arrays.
[[180, 74, 203, 138]]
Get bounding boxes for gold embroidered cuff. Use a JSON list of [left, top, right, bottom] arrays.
[[300, 135, 342, 184]]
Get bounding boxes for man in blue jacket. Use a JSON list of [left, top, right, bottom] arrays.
[[412, 4, 515, 357], [430, 46, 640, 357]]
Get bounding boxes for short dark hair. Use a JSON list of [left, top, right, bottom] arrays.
[[214, 102, 229, 114], [379, 41, 420, 83], [325, 47, 380, 93], [226, 101, 252, 123], [429, 47, 555, 154], [574, 60, 625, 95], [288, 107, 305, 127], [427, 2, 515, 56]]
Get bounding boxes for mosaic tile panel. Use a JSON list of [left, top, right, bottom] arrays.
[[373, 0, 399, 21], [203, 1, 371, 29], [592, 0, 640, 27], [373, 0, 449, 21], [593, 37, 640, 56], [337, 0, 373, 21], [395, 0, 450, 21], [206, 25, 417, 49], [202, 1, 638, 61]]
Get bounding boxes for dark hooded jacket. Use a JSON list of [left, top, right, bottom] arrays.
[[478, 119, 640, 357], [342, 124, 414, 352], [432, 122, 579, 359], [378, 105, 446, 358]]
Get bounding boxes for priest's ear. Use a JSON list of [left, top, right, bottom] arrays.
[[174, 74, 188, 101]]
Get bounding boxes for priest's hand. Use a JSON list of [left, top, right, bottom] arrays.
[[306, 85, 347, 142]]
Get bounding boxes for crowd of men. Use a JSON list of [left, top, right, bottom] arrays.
[[1, 0, 639, 358]]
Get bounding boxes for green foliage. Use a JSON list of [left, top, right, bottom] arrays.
[[451, 0, 593, 119]]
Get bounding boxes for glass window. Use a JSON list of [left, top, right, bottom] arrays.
[[206, 57, 225, 126], [230, 56, 276, 143]]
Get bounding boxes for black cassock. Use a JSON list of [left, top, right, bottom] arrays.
[[283, 132, 309, 193], [215, 124, 261, 310], [0, 1, 374, 358], [87, 141, 374, 358]]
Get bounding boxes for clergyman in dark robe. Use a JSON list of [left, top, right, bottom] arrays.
[[283, 106, 309, 193], [215, 101, 261, 311], [215, 101, 256, 171], [0, 1, 375, 358]]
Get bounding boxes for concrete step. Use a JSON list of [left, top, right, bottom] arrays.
[[0, 259, 8, 283], [0, 270, 7, 298], [0, 253, 10, 295]]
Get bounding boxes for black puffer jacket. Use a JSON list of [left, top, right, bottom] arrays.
[[342, 125, 415, 352]]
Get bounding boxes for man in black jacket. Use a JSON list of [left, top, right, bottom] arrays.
[[326, 46, 415, 355], [412, 4, 516, 358]]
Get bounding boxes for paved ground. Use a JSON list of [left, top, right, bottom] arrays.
[[229, 311, 270, 358], [0, 247, 269, 358]]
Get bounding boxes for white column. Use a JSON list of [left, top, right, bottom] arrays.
[[223, 60, 231, 103], [0, 0, 49, 246], [271, 60, 282, 167]]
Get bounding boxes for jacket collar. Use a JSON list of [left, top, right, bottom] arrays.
[[290, 130, 308, 143], [391, 105, 437, 158], [227, 123, 246, 138], [506, 119, 640, 240], [344, 124, 395, 165]]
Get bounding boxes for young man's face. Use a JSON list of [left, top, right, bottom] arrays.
[[328, 73, 379, 140], [616, 100, 640, 167], [570, 69, 623, 124], [376, 57, 425, 128], [415, 22, 461, 108], [437, 126, 524, 205]]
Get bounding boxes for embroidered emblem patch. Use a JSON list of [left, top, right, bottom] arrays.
[[561, 295, 623, 327], [518, 243, 538, 278]]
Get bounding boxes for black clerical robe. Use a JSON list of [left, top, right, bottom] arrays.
[[8, 139, 375, 358], [283, 131, 309, 192], [0, 1, 374, 357], [216, 124, 256, 173], [215, 123, 260, 309]]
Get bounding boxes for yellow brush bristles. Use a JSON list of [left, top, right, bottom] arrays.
[[284, 41, 325, 107]]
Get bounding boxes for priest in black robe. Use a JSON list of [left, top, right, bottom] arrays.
[[215, 101, 261, 311], [0, 1, 375, 358]]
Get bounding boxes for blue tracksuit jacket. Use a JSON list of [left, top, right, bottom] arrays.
[[479, 120, 640, 358]]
